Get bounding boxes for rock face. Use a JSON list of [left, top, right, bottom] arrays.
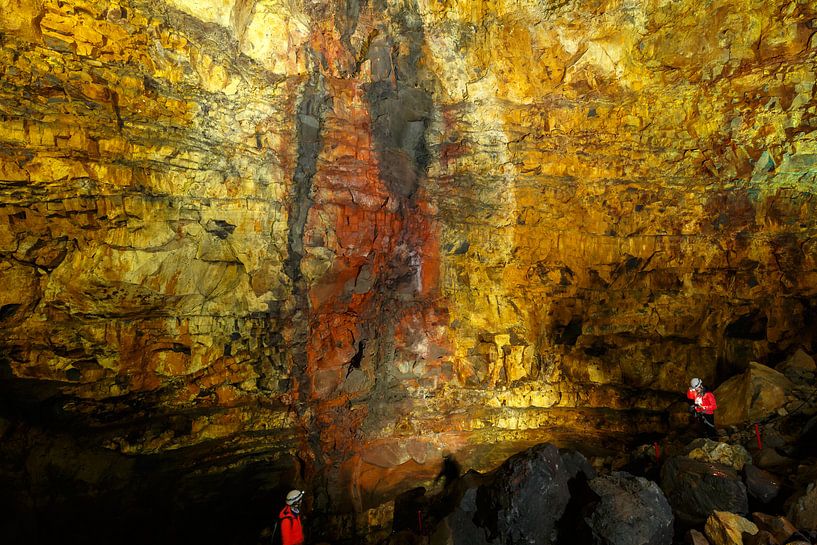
[[1, 0, 817, 542]]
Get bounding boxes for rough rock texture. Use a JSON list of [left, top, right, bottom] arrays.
[[687, 529, 712, 545], [779, 349, 817, 372], [776, 349, 817, 383], [704, 511, 759, 545], [743, 465, 782, 504], [743, 531, 778, 545], [752, 448, 797, 471], [751, 513, 800, 544], [430, 486, 491, 545], [1, 0, 817, 541], [787, 481, 817, 531], [685, 439, 752, 471], [475, 443, 571, 545], [423, 443, 584, 545], [715, 363, 795, 427], [585, 472, 674, 545], [660, 456, 749, 526]]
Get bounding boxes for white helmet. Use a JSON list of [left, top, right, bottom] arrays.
[[286, 490, 304, 505], [690, 377, 702, 389]]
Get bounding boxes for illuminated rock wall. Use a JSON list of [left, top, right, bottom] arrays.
[[1, 0, 816, 527]]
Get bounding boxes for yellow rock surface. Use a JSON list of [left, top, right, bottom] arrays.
[[705, 511, 759, 545]]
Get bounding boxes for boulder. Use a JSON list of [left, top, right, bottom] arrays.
[[660, 456, 749, 526], [752, 448, 796, 470], [715, 363, 794, 428], [742, 530, 778, 545], [474, 443, 571, 545], [787, 481, 817, 531], [686, 529, 711, 545], [562, 448, 597, 481], [431, 487, 491, 545], [704, 511, 758, 545], [431, 445, 593, 544], [775, 349, 816, 383], [751, 513, 800, 543], [743, 465, 781, 504], [685, 439, 752, 471], [584, 472, 673, 545], [757, 427, 787, 450]]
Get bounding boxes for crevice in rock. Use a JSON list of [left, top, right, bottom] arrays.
[[346, 339, 366, 378], [725, 310, 768, 341]]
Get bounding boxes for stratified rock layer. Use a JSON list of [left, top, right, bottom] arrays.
[[1, 0, 816, 541]]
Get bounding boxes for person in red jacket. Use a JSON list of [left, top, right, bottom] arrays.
[[279, 489, 305, 545], [687, 377, 718, 438]]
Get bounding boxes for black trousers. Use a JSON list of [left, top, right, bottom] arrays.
[[700, 412, 717, 438]]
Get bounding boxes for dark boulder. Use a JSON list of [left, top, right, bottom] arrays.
[[685, 529, 710, 545], [430, 487, 490, 545], [743, 465, 782, 504], [562, 448, 597, 481], [786, 481, 817, 532], [430, 444, 573, 545], [660, 456, 749, 526], [751, 512, 800, 544], [742, 529, 777, 545], [584, 471, 674, 545], [753, 448, 797, 471], [474, 443, 571, 545]]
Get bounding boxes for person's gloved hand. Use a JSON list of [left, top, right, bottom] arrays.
[[687, 405, 696, 413]]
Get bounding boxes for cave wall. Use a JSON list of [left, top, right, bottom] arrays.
[[1, 0, 816, 538]]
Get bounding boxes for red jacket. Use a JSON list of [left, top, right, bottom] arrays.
[[279, 505, 304, 545], [687, 388, 717, 415]]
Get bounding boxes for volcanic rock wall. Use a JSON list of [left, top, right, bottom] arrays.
[[1, 0, 816, 540]]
